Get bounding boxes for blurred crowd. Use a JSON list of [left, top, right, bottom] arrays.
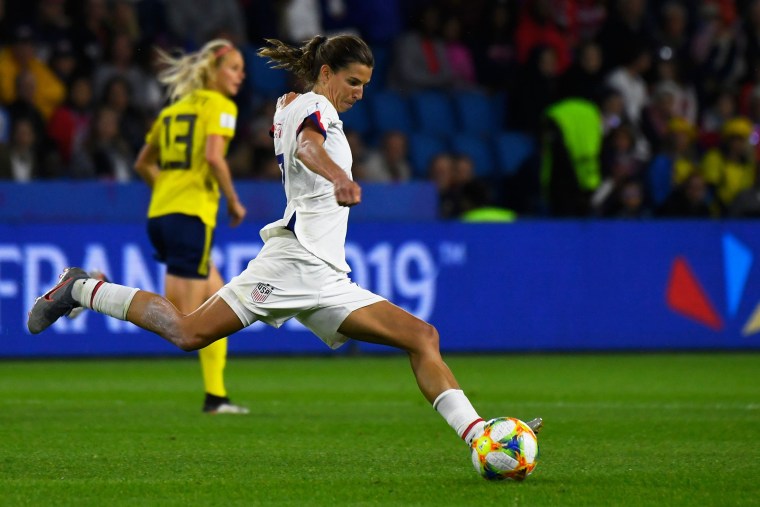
[[2, 0, 760, 220]]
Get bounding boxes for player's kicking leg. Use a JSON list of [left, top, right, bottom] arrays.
[[338, 300, 543, 444]]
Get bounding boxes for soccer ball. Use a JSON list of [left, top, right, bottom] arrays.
[[471, 417, 539, 481]]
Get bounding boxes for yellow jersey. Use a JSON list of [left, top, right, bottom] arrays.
[[145, 89, 237, 227]]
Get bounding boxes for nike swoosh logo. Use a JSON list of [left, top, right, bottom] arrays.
[[43, 277, 73, 302]]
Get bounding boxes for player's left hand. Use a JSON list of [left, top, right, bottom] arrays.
[[228, 199, 247, 227]]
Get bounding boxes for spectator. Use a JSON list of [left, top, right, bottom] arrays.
[[70, 0, 110, 73], [596, 0, 654, 71], [345, 129, 369, 181], [111, 0, 141, 43], [70, 106, 134, 181], [599, 87, 628, 134], [593, 122, 645, 216], [701, 116, 756, 210], [653, 1, 693, 70], [433, 153, 485, 219], [599, 178, 650, 219], [47, 74, 94, 168], [691, 0, 746, 107], [6, 70, 53, 157], [646, 117, 699, 208], [471, 0, 517, 93], [604, 39, 651, 128], [441, 16, 477, 89], [560, 40, 605, 101], [163, 0, 246, 48], [49, 39, 80, 84], [510, 45, 561, 134], [562, 0, 608, 44], [388, 4, 454, 93], [699, 87, 738, 149], [657, 172, 716, 217], [33, 0, 73, 62], [99, 75, 146, 154], [641, 81, 680, 155], [650, 53, 698, 125], [427, 153, 457, 218], [728, 165, 760, 217], [229, 100, 278, 179], [279, 0, 322, 44], [361, 130, 412, 183], [514, 0, 572, 74], [0, 25, 66, 120], [133, 45, 165, 118], [93, 32, 149, 112], [0, 117, 58, 181]]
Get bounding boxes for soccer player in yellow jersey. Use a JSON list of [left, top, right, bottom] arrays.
[[133, 39, 249, 414]]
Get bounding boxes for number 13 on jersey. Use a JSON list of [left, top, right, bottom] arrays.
[[161, 114, 198, 170]]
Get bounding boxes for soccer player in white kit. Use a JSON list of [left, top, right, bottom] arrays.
[[27, 34, 540, 465]]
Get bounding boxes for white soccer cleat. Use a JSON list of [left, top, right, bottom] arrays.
[[209, 402, 251, 415]]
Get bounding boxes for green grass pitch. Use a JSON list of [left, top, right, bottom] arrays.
[[1, 353, 759, 506]]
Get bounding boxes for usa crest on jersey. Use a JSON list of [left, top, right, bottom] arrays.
[[251, 283, 273, 302]]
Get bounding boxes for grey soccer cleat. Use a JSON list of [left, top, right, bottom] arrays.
[[67, 270, 110, 319], [526, 417, 543, 435], [27, 267, 88, 334]]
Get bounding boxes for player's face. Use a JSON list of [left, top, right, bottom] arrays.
[[324, 63, 372, 113], [214, 50, 245, 97]]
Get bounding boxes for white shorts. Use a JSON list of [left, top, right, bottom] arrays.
[[218, 230, 385, 349]]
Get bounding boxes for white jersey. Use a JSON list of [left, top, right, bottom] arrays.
[[261, 92, 353, 272]]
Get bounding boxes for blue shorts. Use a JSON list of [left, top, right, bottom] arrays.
[[147, 214, 214, 279]]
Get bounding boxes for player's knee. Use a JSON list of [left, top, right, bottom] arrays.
[[170, 328, 206, 351], [416, 321, 440, 352]]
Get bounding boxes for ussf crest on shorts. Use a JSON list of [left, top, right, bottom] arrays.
[[251, 283, 274, 303]]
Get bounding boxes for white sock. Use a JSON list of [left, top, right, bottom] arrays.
[[72, 279, 139, 321], [433, 389, 485, 445]]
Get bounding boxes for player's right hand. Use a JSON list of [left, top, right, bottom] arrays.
[[333, 178, 361, 207]]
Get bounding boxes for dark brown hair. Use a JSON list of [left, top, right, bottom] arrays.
[[257, 34, 374, 87]]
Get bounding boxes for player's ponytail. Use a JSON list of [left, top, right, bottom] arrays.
[[258, 34, 372, 89], [156, 39, 235, 102]]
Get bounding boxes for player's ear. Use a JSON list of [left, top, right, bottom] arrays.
[[319, 64, 332, 84]]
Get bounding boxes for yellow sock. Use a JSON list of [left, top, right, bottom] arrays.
[[199, 337, 228, 397]]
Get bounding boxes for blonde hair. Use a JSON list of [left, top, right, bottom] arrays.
[[156, 39, 235, 102]]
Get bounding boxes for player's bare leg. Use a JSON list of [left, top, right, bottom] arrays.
[[339, 301, 542, 443], [124, 291, 244, 351], [339, 300, 457, 403], [339, 301, 488, 443]]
